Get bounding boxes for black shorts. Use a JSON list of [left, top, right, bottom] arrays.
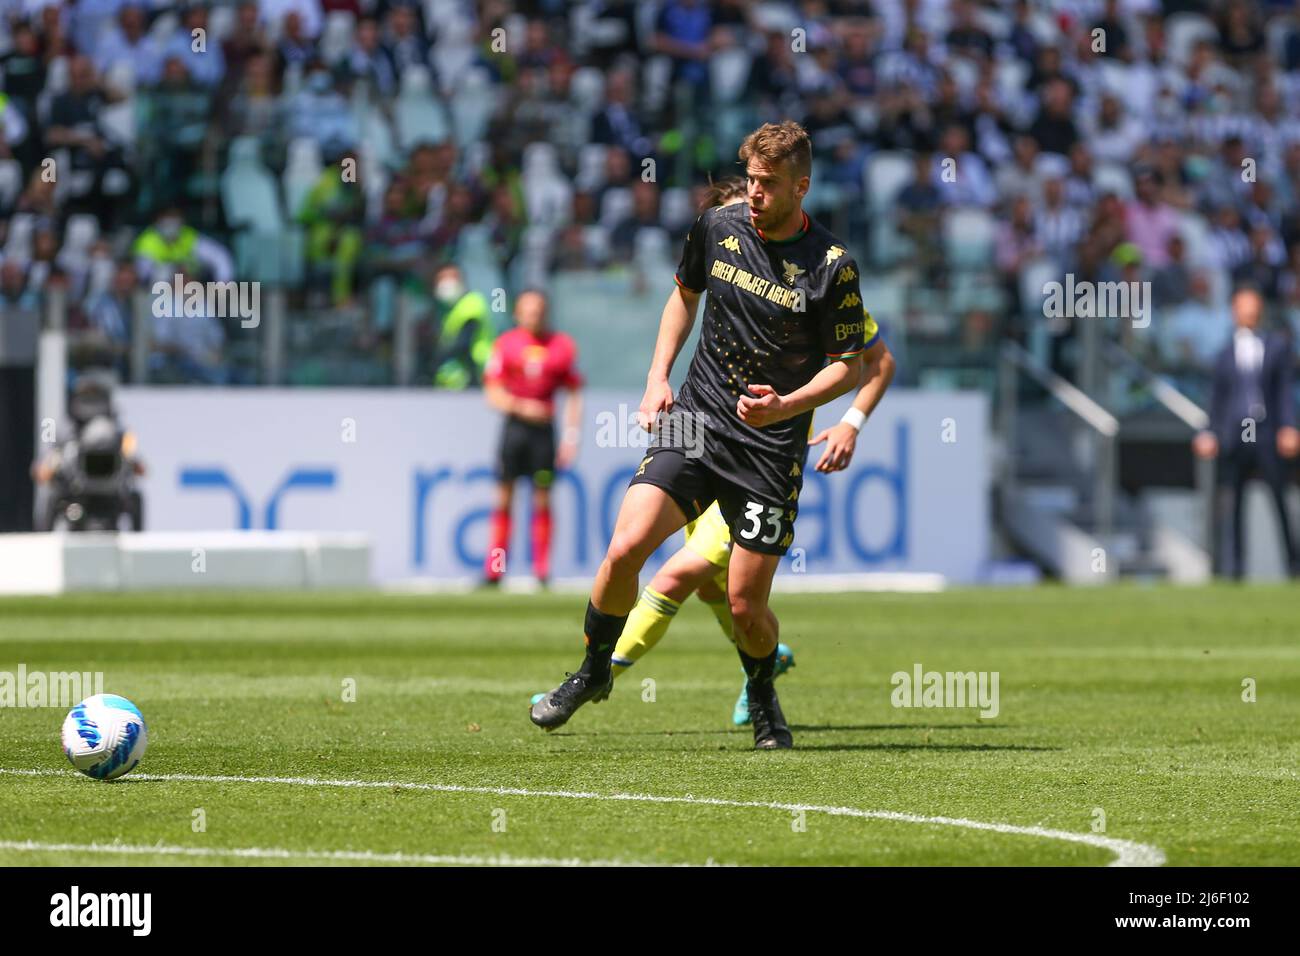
[[496, 416, 556, 486], [628, 433, 803, 556]]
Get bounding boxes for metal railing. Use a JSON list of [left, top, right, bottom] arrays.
[[998, 341, 1121, 540], [1104, 341, 1214, 552]]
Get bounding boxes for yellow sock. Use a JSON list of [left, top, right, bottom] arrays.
[[700, 595, 735, 645], [611, 587, 680, 677]]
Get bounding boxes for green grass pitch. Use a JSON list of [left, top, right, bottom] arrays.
[[1, 586, 1297, 866]]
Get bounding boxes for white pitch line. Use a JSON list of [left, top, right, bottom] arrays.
[[0, 840, 701, 867], [0, 768, 1165, 867]]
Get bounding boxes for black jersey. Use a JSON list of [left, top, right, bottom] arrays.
[[672, 201, 868, 462]]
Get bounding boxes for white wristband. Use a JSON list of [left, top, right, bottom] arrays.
[[840, 407, 867, 433]]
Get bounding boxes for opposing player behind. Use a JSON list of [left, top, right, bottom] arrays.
[[481, 289, 583, 588], [530, 121, 869, 748]]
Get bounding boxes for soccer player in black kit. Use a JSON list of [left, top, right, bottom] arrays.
[[531, 122, 868, 749]]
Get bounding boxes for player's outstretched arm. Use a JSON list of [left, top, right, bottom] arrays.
[[557, 387, 584, 469], [811, 339, 896, 473], [639, 285, 700, 431], [737, 353, 864, 428]]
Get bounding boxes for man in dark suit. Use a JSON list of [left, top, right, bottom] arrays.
[[589, 69, 651, 160], [1193, 285, 1300, 577]]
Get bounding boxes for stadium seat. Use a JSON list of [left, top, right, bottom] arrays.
[[977, 6, 1010, 39], [104, 61, 136, 96], [0, 159, 22, 211], [395, 67, 450, 150], [864, 152, 914, 267], [450, 68, 498, 148], [582, 224, 610, 265], [709, 47, 752, 105], [357, 106, 398, 173], [84, 252, 116, 300], [943, 208, 997, 270], [1033, 152, 1071, 180], [849, 99, 878, 132], [1267, 16, 1296, 64], [320, 12, 357, 66], [209, 4, 236, 43], [221, 137, 285, 233], [1017, 257, 1058, 308], [43, 55, 69, 97], [431, 43, 475, 96], [3, 211, 34, 262], [424, 0, 464, 26], [63, 215, 99, 258], [995, 55, 1027, 96], [660, 187, 693, 232], [1178, 211, 1213, 267], [859, 277, 905, 344], [641, 55, 674, 113], [517, 225, 555, 289], [804, 160, 845, 219], [147, 12, 179, 48], [1166, 13, 1218, 67], [283, 138, 324, 221], [713, 104, 755, 156], [234, 229, 305, 286], [865, 151, 913, 213], [522, 142, 573, 228], [598, 187, 633, 231], [1093, 163, 1134, 200], [947, 273, 1005, 315], [575, 143, 609, 193], [947, 57, 979, 96], [457, 224, 506, 307], [570, 67, 606, 115], [633, 226, 672, 272]]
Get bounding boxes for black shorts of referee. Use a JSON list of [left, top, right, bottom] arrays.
[[496, 415, 556, 487]]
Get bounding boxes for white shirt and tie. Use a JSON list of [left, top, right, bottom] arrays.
[[1234, 327, 1267, 422]]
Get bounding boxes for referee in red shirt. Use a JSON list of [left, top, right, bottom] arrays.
[[482, 290, 584, 587]]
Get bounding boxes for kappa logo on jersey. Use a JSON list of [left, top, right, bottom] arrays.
[[781, 259, 805, 285], [718, 235, 741, 253], [825, 245, 846, 265], [635, 455, 653, 477], [837, 292, 862, 310], [789, 461, 801, 477], [836, 264, 857, 284]]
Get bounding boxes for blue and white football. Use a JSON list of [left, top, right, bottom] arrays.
[[61, 694, 149, 781]]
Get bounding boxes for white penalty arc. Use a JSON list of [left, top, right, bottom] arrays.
[[0, 768, 1165, 866]]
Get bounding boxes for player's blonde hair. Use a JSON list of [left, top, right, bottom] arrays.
[[738, 121, 812, 181]]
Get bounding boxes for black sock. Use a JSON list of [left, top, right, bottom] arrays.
[[738, 647, 778, 686], [580, 600, 627, 678]]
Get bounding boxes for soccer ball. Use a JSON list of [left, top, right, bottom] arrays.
[[61, 694, 148, 781]]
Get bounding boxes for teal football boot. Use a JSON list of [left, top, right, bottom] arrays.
[[732, 643, 796, 725]]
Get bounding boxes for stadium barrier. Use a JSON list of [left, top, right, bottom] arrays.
[[111, 387, 990, 585], [0, 531, 371, 595]]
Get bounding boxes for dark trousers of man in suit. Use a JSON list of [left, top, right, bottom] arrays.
[[1214, 438, 1298, 578]]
